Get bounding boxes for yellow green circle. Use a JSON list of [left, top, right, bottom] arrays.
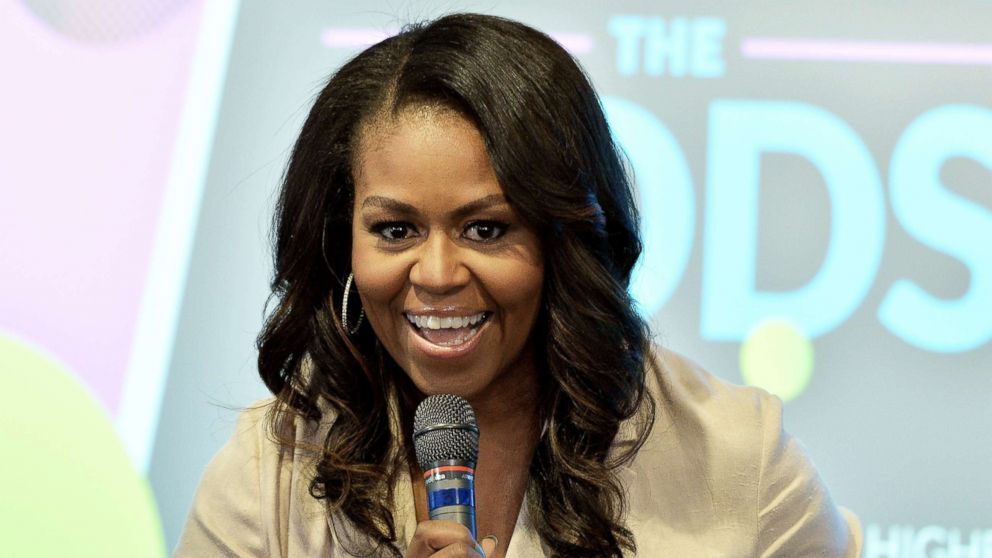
[[739, 318, 815, 402], [0, 333, 165, 558]]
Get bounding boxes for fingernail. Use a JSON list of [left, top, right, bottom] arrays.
[[483, 534, 499, 546]]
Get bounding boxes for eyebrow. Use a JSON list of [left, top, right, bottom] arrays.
[[360, 194, 509, 219]]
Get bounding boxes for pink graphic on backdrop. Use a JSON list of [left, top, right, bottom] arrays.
[[741, 38, 992, 65], [20, 0, 193, 43], [0, 1, 206, 417]]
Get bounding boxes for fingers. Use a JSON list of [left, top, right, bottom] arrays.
[[479, 535, 498, 557], [406, 520, 487, 558]]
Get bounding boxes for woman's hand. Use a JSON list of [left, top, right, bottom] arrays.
[[405, 520, 498, 557]]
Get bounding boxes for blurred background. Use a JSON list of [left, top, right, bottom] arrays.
[[1, 1, 990, 556]]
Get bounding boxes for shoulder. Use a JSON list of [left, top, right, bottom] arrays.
[[194, 399, 284, 495], [175, 398, 335, 557], [174, 399, 278, 556], [643, 347, 775, 451], [624, 347, 862, 556], [648, 346, 768, 416], [632, 348, 774, 488]]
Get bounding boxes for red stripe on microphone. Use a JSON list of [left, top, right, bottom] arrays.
[[423, 465, 475, 479]]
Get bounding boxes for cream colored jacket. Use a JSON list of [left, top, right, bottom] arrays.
[[175, 350, 862, 557]]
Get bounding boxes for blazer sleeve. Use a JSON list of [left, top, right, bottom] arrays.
[[173, 405, 271, 558], [755, 392, 863, 558]]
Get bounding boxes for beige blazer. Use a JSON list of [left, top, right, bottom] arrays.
[[175, 350, 863, 557]]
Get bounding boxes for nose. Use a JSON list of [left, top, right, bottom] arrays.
[[409, 233, 470, 295]]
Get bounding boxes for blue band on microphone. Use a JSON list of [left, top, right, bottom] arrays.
[[427, 487, 475, 510]]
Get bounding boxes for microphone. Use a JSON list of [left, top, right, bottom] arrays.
[[412, 394, 480, 539]]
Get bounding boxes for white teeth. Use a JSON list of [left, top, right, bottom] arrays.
[[406, 312, 486, 330]]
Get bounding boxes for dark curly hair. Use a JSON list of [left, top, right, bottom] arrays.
[[257, 13, 656, 558]]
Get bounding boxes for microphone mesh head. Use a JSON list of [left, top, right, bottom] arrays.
[[413, 394, 479, 470]]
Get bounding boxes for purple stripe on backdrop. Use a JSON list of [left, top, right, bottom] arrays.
[[741, 38, 992, 65], [321, 27, 594, 55]]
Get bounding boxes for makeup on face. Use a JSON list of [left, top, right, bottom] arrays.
[[350, 108, 543, 401]]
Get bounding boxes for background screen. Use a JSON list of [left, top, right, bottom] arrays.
[[1, 1, 989, 556]]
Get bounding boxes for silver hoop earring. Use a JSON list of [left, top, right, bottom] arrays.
[[342, 272, 365, 335]]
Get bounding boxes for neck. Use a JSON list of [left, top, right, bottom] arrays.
[[394, 346, 544, 465], [468, 347, 542, 448], [403, 350, 542, 557]]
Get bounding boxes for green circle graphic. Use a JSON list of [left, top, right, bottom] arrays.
[[0, 334, 165, 557], [739, 318, 815, 402]]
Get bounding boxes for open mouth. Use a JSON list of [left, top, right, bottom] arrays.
[[404, 311, 492, 347]]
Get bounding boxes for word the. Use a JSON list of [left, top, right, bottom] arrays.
[[608, 15, 726, 77]]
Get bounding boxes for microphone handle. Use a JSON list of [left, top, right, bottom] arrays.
[[423, 459, 477, 539]]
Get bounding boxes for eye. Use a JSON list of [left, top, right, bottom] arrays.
[[463, 220, 509, 242], [370, 221, 418, 241]]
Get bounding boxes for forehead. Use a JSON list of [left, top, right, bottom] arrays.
[[352, 107, 503, 206]]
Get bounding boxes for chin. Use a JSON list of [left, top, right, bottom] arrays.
[[403, 363, 492, 400]]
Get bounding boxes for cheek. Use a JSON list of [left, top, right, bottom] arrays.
[[352, 252, 408, 346], [478, 237, 544, 327], [506, 241, 544, 310], [351, 244, 408, 324], [484, 258, 544, 322]]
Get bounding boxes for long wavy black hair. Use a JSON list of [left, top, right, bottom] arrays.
[[258, 13, 656, 557]]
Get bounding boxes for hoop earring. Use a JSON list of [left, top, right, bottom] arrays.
[[342, 272, 365, 335]]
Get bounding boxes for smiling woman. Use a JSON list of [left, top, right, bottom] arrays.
[[175, 12, 862, 558], [352, 108, 544, 403]]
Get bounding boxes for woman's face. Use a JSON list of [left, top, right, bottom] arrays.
[[351, 108, 544, 402]]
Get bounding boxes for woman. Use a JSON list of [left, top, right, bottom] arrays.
[[176, 13, 862, 558]]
